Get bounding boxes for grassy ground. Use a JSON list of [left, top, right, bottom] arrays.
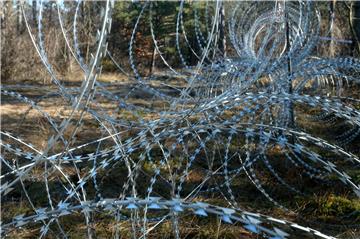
[[1, 73, 360, 238]]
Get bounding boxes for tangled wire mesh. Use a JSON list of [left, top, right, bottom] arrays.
[[1, 1, 360, 238]]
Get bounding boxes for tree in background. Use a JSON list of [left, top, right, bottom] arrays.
[[1, 1, 359, 82], [351, 1, 360, 55]]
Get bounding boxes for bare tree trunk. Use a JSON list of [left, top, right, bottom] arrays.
[[32, 0, 37, 26], [350, 1, 360, 55], [329, 0, 336, 57], [0, 1, 6, 29], [285, 7, 294, 129], [49, 2, 53, 26], [218, 3, 226, 58], [149, 46, 157, 75], [85, 2, 91, 63], [17, 3, 22, 34], [149, 14, 160, 75]]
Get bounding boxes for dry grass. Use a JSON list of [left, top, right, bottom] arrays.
[[1, 73, 360, 238]]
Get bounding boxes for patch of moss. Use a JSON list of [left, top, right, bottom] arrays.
[[298, 194, 360, 223]]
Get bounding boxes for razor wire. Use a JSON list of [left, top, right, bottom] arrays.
[[1, 0, 359, 238]]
